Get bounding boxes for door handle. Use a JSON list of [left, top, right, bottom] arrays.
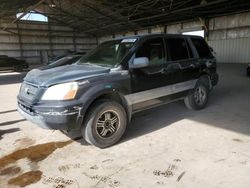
[[160, 68, 168, 74]]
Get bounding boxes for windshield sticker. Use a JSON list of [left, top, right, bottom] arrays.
[[121, 38, 137, 43]]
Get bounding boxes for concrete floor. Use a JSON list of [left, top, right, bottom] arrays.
[[0, 64, 250, 188]]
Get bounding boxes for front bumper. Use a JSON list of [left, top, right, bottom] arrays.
[[17, 101, 83, 130]]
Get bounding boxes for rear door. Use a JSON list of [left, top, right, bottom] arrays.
[[190, 37, 216, 72], [165, 36, 200, 83]]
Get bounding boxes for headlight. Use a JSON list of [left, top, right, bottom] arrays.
[[42, 82, 78, 100]]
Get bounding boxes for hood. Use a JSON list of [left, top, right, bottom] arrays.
[[24, 64, 110, 87]]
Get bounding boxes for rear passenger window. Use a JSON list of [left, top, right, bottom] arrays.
[[166, 38, 189, 61], [191, 38, 212, 58], [186, 40, 194, 59], [136, 38, 165, 66]]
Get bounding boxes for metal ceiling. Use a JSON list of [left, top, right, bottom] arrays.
[[1, 0, 250, 36]]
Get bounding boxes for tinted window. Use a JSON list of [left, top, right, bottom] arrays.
[[136, 38, 165, 65], [186, 40, 194, 58], [191, 38, 212, 58], [166, 38, 189, 61]]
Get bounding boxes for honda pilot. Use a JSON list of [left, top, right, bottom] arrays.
[[18, 34, 219, 148]]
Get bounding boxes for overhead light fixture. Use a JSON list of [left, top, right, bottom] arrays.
[[49, 0, 56, 7], [49, 4, 56, 8]]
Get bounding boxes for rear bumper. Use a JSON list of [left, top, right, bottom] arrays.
[[17, 101, 83, 130]]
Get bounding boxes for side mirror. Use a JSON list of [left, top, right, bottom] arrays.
[[131, 57, 149, 69]]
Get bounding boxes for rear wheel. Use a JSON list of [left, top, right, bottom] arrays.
[[81, 100, 127, 148], [184, 79, 209, 110]]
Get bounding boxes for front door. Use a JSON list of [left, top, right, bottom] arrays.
[[128, 37, 174, 111]]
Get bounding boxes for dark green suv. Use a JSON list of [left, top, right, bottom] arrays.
[[18, 34, 218, 148]]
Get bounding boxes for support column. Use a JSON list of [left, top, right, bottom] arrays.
[[16, 21, 23, 58], [204, 18, 210, 41], [73, 29, 77, 52], [48, 19, 53, 56]]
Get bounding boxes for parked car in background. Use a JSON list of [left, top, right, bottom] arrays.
[[247, 63, 250, 76], [0, 55, 29, 72], [41, 54, 83, 70], [18, 34, 218, 148]]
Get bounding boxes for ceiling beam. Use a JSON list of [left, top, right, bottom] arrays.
[[0, 0, 45, 34]]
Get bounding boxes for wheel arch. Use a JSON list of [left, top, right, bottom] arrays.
[[199, 72, 212, 90], [80, 90, 132, 127]]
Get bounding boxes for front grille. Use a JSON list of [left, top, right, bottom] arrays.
[[20, 82, 39, 101], [18, 102, 34, 115]]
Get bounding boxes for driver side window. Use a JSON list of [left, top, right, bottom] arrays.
[[136, 38, 165, 66]]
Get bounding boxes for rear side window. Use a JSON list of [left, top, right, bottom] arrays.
[[191, 38, 212, 58], [166, 38, 189, 61], [136, 38, 165, 66]]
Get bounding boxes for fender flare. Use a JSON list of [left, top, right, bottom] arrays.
[[79, 83, 132, 124]]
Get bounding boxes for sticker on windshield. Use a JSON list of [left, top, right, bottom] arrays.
[[121, 38, 137, 43]]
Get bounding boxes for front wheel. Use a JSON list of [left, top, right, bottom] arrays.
[[81, 100, 127, 148], [184, 81, 209, 110]]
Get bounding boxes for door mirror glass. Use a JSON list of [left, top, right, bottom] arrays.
[[131, 57, 149, 69]]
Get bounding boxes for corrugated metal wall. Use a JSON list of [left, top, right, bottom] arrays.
[[0, 21, 97, 64], [99, 11, 250, 64], [208, 38, 250, 63], [208, 12, 250, 63]]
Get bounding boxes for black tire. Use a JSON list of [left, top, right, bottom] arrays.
[[81, 100, 127, 148], [184, 78, 209, 110], [247, 71, 250, 77]]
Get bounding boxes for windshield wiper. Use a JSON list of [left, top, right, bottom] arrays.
[[78, 62, 111, 68]]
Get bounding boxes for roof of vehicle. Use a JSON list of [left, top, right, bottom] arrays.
[[104, 33, 203, 42]]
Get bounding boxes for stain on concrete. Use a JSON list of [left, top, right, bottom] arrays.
[[153, 164, 177, 178], [14, 137, 36, 148], [42, 175, 74, 187], [55, 184, 66, 188], [177, 171, 186, 182], [174, 159, 181, 162], [214, 158, 226, 163], [82, 172, 121, 187], [153, 169, 174, 177], [156, 181, 164, 185], [102, 159, 113, 163], [58, 163, 82, 172], [0, 166, 21, 176], [0, 140, 73, 169], [90, 165, 98, 170], [8, 170, 42, 187], [240, 161, 247, 165], [232, 138, 243, 142]]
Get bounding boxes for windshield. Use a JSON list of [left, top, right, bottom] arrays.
[[78, 39, 136, 67]]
